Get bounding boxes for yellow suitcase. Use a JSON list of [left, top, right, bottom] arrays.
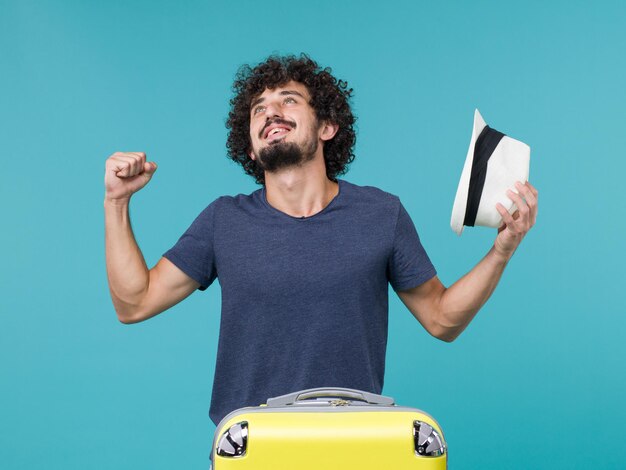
[[211, 387, 447, 469]]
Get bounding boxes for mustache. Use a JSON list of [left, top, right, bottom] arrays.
[[259, 118, 297, 139]]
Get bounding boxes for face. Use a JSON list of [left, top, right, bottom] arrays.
[[248, 81, 335, 173]]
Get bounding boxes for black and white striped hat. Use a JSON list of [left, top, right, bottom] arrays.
[[451, 109, 531, 235]]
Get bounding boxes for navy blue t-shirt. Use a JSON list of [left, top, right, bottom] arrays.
[[163, 179, 436, 426]]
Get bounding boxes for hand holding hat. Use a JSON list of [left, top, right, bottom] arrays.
[[494, 180, 538, 260], [451, 109, 538, 259]]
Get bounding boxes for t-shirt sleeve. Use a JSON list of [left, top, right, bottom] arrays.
[[388, 201, 437, 291], [163, 201, 218, 291]]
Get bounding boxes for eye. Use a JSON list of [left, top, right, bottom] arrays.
[[284, 97, 297, 104], [253, 105, 265, 115]]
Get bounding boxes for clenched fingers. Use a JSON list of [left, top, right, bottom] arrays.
[[107, 152, 147, 178]]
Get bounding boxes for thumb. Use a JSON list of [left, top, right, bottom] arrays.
[[143, 161, 158, 175]]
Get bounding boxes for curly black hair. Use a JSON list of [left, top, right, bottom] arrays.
[[226, 54, 356, 185]]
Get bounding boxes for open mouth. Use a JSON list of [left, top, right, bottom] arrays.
[[264, 126, 291, 142]]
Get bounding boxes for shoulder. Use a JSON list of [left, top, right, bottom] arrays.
[[202, 189, 265, 220], [339, 179, 401, 212], [196, 188, 261, 210], [175, 189, 264, 237]]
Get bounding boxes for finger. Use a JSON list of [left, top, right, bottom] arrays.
[[496, 202, 516, 228], [515, 181, 536, 208], [519, 181, 538, 225], [525, 182, 539, 224], [114, 154, 137, 178], [132, 154, 145, 176], [128, 151, 146, 159], [507, 190, 534, 234], [525, 181, 539, 199], [506, 189, 530, 218], [106, 155, 129, 174], [122, 152, 145, 175], [128, 152, 147, 170], [109, 155, 141, 177], [143, 161, 157, 175], [114, 154, 144, 177]]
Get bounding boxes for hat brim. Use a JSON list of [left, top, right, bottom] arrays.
[[450, 109, 486, 235]]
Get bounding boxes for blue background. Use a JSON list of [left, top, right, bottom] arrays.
[[1, 1, 625, 468]]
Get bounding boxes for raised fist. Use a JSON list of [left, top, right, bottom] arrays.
[[104, 152, 158, 202]]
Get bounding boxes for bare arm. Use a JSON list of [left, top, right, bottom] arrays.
[[104, 152, 199, 324], [398, 248, 508, 342], [398, 181, 538, 342]]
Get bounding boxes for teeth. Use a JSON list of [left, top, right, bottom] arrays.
[[268, 127, 288, 137]]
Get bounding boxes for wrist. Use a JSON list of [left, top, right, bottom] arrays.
[[490, 245, 514, 265], [104, 195, 131, 207]]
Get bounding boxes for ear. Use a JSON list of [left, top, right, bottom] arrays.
[[248, 149, 256, 161], [319, 121, 339, 142]]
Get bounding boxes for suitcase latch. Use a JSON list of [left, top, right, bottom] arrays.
[[329, 399, 351, 406]]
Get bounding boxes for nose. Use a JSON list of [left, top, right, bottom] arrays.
[[262, 99, 283, 119]]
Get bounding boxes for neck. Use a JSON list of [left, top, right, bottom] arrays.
[[264, 154, 339, 218]]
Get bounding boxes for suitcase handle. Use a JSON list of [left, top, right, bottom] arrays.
[[266, 387, 395, 407]]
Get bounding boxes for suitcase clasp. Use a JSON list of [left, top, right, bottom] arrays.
[[329, 399, 351, 406]]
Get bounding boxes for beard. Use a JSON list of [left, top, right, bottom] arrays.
[[256, 134, 319, 173]]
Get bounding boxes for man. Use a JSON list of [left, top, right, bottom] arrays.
[[104, 55, 538, 428]]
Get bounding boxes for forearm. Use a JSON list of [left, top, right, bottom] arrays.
[[403, 181, 537, 342], [437, 247, 510, 340], [104, 198, 150, 318]]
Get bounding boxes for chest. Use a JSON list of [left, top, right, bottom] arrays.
[[212, 214, 393, 297]]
